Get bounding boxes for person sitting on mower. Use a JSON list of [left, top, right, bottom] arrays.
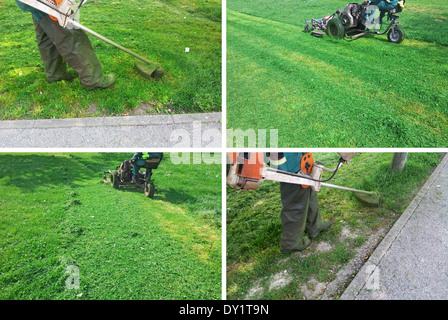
[[364, 0, 402, 24], [14, 0, 116, 90], [130, 152, 164, 186]]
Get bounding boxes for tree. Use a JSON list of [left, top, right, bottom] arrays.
[[390, 153, 408, 172]]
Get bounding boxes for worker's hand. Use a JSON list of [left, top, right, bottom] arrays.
[[338, 152, 356, 164]]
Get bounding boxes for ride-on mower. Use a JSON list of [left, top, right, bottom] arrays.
[[103, 154, 163, 198], [304, 0, 406, 43]]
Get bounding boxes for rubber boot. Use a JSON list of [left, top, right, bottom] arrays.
[[33, 16, 114, 90], [309, 220, 332, 238], [132, 174, 144, 188]]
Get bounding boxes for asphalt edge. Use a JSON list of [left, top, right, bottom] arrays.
[[0, 112, 222, 130], [340, 153, 448, 300]]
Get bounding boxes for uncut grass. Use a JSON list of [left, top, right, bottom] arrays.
[[226, 152, 443, 300], [227, 0, 448, 147], [0, 0, 221, 119], [0, 153, 221, 299]]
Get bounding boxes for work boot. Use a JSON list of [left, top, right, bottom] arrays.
[[280, 236, 312, 254], [309, 219, 332, 239], [132, 174, 143, 187], [85, 74, 116, 90]]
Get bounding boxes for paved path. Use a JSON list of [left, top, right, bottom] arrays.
[[0, 112, 221, 148], [341, 153, 448, 300]]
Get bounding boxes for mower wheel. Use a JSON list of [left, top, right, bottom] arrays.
[[326, 18, 345, 39], [144, 181, 155, 198], [111, 171, 120, 189], [387, 26, 405, 43]]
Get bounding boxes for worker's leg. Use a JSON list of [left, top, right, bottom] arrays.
[[132, 159, 146, 186], [132, 159, 146, 176], [376, 0, 399, 24], [305, 188, 331, 238], [33, 17, 71, 82], [34, 16, 114, 90], [279, 183, 312, 253], [132, 165, 139, 177]]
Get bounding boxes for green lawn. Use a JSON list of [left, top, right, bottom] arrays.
[[0, 0, 221, 119], [0, 153, 221, 300], [227, 0, 448, 147], [226, 152, 443, 300]]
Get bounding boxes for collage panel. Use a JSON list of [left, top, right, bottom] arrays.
[[0, 152, 222, 300], [0, 0, 222, 148], [226, 0, 448, 148], [226, 151, 448, 300], [1, 0, 448, 311]]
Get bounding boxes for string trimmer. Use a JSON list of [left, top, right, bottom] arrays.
[[226, 152, 381, 207], [18, 0, 164, 79]]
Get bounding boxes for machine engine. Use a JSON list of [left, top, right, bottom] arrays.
[[339, 3, 366, 29]]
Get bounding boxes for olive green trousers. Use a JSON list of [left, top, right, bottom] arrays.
[[33, 15, 104, 89], [279, 183, 324, 252]]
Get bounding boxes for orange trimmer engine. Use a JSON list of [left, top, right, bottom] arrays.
[[300, 152, 314, 188], [48, 0, 64, 21], [226, 152, 264, 190]]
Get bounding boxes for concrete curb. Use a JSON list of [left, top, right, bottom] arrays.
[[0, 112, 222, 148], [0, 112, 221, 130], [340, 153, 448, 299]]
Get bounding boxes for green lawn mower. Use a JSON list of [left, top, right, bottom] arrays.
[[304, 0, 406, 43], [103, 154, 163, 198]]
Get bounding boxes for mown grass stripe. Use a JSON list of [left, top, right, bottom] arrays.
[[0, 153, 221, 299], [227, 5, 448, 147]]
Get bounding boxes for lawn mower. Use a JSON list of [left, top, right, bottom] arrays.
[[226, 152, 381, 207], [103, 153, 163, 198], [304, 0, 406, 43]]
